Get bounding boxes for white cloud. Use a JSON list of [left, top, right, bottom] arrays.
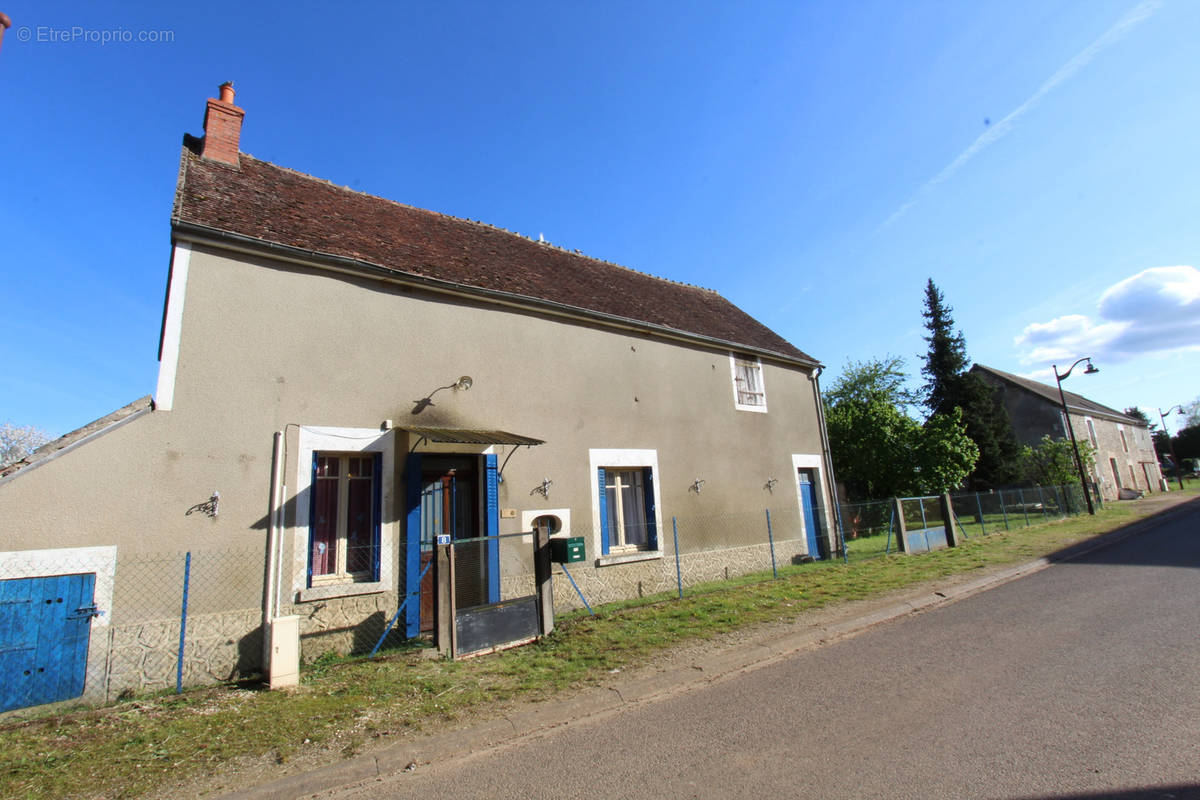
[[1015, 266, 1200, 366]]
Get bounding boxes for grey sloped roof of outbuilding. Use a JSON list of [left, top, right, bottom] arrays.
[[971, 364, 1145, 426], [171, 144, 817, 366]]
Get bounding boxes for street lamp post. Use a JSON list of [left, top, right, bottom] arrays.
[[1157, 405, 1187, 491], [1053, 357, 1099, 515]]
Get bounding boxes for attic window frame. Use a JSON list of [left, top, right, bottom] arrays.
[[730, 354, 767, 413]]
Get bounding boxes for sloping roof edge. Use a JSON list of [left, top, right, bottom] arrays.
[[172, 222, 821, 370], [971, 364, 1145, 426], [0, 396, 154, 485]]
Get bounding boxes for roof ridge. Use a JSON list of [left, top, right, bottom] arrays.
[[233, 152, 720, 296]]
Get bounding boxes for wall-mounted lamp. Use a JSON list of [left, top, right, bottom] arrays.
[[454, 375, 473, 391], [530, 477, 553, 499], [764, 478, 778, 493], [689, 478, 706, 494]]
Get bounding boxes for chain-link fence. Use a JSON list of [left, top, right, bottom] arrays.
[[547, 506, 818, 613], [839, 484, 1088, 563], [0, 547, 263, 716]]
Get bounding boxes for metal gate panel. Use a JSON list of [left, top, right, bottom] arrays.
[[0, 573, 96, 712]]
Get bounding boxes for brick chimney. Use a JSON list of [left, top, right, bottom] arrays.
[[201, 82, 244, 166], [0, 13, 12, 55]]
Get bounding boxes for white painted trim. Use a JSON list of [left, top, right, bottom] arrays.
[[791, 453, 833, 556], [588, 448, 664, 563], [291, 426, 395, 602], [521, 507, 571, 535], [155, 242, 191, 411], [730, 353, 768, 413], [0, 546, 118, 627]]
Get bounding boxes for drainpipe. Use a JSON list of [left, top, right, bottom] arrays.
[[263, 431, 284, 664], [812, 367, 846, 559]]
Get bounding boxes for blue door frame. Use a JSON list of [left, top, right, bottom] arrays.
[[0, 573, 97, 712], [404, 453, 500, 638], [798, 469, 823, 559]]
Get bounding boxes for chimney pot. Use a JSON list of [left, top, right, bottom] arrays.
[[201, 82, 245, 167]]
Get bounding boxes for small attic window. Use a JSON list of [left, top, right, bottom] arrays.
[[730, 354, 767, 413]]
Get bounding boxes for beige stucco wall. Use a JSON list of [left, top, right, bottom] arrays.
[[0, 240, 831, 690]]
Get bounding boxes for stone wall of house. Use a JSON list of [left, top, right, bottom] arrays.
[[1068, 414, 1162, 500]]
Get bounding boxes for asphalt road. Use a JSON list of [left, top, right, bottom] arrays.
[[331, 505, 1200, 800]]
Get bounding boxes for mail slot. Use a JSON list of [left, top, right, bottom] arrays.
[[550, 536, 585, 563]]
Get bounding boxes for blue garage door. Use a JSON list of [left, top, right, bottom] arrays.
[[0, 573, 97, 712]]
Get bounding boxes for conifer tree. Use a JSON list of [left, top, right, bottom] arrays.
[[919, 279, 1022, 488]]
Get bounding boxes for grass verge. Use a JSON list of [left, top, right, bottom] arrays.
[[2, 490, 1196, 799]]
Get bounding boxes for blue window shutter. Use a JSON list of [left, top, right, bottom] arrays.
[[642, 467, 658, 550], [307, 452, 318, 587], [485, 454, 500, 604], [403, 452, 423, 639], [372, 452, 383, 582], [597, 467, 610, 555]]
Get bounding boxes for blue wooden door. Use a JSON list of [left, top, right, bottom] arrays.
[[798, 469, 823, 559], [0, 573, 96, 712]]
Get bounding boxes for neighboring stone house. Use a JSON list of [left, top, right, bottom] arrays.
[[0, 85, 838, 709], [971, 364, 1163, 501]]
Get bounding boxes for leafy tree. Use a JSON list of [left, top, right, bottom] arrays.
[[918, 279, 1022, 489], [0, 423, 50, 467], [1175, 424, 1200, 460], [1123, 407, 1151, 426], [825, 357, 978, 500], [914, 407, 980, 494], [1184, 397, 1200, 429], [1020, 435, 1095, 487]]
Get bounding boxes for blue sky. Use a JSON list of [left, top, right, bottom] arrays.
[[2, 0, 1198, 438]]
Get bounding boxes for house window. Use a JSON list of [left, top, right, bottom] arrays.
[[590, 448, 662, 561], [730, 354, 767, 412], [1086, 418, 1098, 448], [310, 452, 381, 585], [600, 468, 655, 551], [1119, 426, 1129, 453]]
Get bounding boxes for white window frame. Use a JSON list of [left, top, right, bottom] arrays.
[[1085, 417, 1098, 448], [292, 426, 395, 602], [1118, 424, 1129, 453], [309, 453, 379, 586], [589, 448, 663, 566], [792, 453, 833, 556], [730, 354, 768, 413]]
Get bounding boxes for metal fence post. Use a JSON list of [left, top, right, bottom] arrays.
[[1036, 486, 1047, 518], [176, 551, 191, 695], [974, 492, 987, 535], [999, 490, 1011, 530], [672, 516, 683, 599], [765, 509, 778, 580], [1017, 488, 1030, 527]]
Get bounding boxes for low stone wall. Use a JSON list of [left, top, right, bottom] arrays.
[[100, 608, 261, 701]]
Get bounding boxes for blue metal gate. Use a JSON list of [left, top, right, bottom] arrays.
[[0, 573, 97, 712], [798, 469, 823, 559]]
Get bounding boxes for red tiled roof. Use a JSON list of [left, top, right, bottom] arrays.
[[172, 147, 815, 364]]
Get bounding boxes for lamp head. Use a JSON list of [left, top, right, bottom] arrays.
[[455, 376, 473, 391], [1083, 362, 1099, 375]]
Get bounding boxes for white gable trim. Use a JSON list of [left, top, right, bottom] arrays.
[[155, 243, 191, 411]]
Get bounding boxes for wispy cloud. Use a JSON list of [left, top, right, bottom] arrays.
[[878, 0, 1161, 231]]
